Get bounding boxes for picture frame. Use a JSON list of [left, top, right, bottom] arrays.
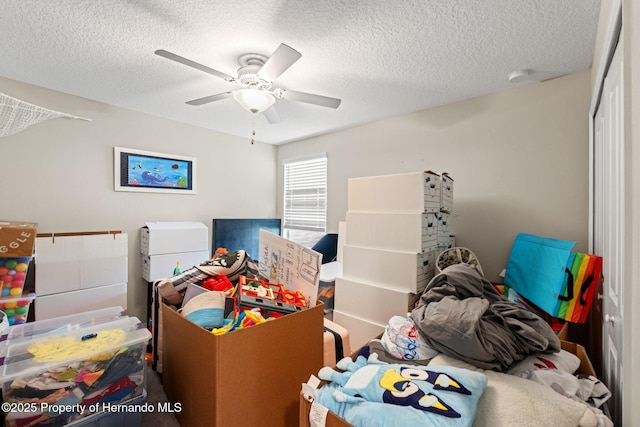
[[114, 147, 196, 194]]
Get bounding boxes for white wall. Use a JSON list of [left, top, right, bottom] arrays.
[[277, 70, 591, 283], [0, 77, 278, 322], [0, 68, 593, 321]]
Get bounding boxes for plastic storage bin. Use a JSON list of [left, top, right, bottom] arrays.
[[0, 315, 151, 427], [66, 389, 147, 427], [0, 256, 32, 297], [0, 293, 35, 326], [0, 306, 125, 342]]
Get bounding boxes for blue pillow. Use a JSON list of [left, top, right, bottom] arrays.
[[317, 356, 487, 427]]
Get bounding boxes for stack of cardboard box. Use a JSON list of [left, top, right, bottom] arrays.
[[140, 221, 210, 282], [333, 171, 455, 349], [141, 221, 210, 373]]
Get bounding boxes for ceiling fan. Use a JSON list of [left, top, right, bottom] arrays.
[[155, 44, 341, 124]]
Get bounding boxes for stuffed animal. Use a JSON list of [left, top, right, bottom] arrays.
[[316, 353, 487, 427]]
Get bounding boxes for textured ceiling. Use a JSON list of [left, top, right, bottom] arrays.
[[0, 1, 601, 145]]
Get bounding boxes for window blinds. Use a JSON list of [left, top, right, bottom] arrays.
[[283, 155, 327, 232]]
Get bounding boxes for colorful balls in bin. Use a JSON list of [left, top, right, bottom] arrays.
[[0, 294, 34, 326], [0, 257, 30, 297]]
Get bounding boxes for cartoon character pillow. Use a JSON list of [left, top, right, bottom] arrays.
[[506, 349, 581, 376], [316, 353, 487, 427]]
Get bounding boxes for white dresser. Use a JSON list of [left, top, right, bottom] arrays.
[[34, 231, 128, 320]]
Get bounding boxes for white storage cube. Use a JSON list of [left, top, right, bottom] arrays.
[[347, 171, 441, 213], [35, 233, 128, 296], [35, 282, 127, 320], [345, 212, 437, 253], [342, 245, 435, 293], [332, 310, 386, 351], [141, 222, 208, 255], [334, 277, 417, 325], [142, 250, 210, 281]]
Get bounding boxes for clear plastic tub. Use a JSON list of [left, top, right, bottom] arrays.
[[66, 389, 147, 427], [0, 315, 151, 427], [1, 306, 125, 343]]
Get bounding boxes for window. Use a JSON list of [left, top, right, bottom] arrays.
[[283, 155, 327, 246]]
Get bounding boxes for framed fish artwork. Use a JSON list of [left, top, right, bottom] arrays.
[[114, 147, 196, 194]]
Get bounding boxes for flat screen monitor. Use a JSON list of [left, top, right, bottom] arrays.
[[211, 218, 282, 260]]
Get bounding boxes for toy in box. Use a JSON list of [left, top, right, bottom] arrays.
[[0, 315, 151, 427], [0, 293, 35, 326], [237, 275, 307, 314]]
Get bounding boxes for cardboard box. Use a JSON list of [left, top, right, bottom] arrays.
[[440, 172, 454, 213], [0, 221, 37, 257], [142, 250, 210, 282], [345, 212, 437, 253], [560, 340, 596, 377], [435, 211, 452, 238], [334, 277, 418, 325], [299, 340, 598, 427], [141, 221, 208, 255], [342, 244, 434, 293], [437, 235, 456, 252], [162, 301, 324, 427], [347, 171, 441, 213], [35, 233, 128, 296]]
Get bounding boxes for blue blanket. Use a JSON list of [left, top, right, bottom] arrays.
[[317, 354, 487, 427]]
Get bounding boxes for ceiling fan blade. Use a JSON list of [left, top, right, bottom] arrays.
[[186, 91, 233, 106], [155, 49, 235, 82], [263, 105, 282, 124], [279, 89, 341, 109], [257, 44, 302, 82]]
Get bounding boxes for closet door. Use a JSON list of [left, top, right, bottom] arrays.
[[593, 38, 624, 424]]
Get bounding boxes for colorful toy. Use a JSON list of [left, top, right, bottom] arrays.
[[240, 276, 277, 300], [202, 274, 235, 296], [237, 275, 308, 314], [211, 308, 266, 335], [0, 293, 35, 325], [213, 247, 228, 259], [277, 285, 307, 308]]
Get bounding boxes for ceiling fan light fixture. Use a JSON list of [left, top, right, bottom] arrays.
[[232, 89, 275, 114], [508, 69, 532, 83]]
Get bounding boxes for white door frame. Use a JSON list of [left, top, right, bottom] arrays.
[[588, 0, 640, 424]]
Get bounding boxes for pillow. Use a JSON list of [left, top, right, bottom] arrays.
[[429, 354, 598, 427], [506, 349, 581, 376], [316, 355, 487, 427]]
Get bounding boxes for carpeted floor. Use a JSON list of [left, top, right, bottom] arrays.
[[141, 363, 181, 426]]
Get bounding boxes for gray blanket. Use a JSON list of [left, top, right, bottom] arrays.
[[410, 263, 560, 371]]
